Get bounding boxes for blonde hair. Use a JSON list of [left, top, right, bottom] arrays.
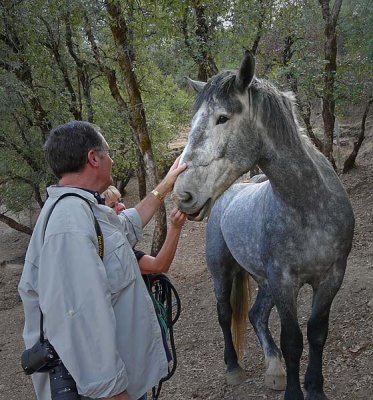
[[102, 185, 121, 204]]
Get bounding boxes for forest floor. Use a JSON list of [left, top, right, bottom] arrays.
[[0, 111, 372, 400]]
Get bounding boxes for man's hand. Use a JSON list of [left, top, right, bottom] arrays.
[[104, 391, 130, 400], [157, 156, 187, 196], [135, 156, 187, 227]]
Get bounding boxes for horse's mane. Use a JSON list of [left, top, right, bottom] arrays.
[[249, 78, 303, 146], [251, 78, 333, 171], [194, 71, 241, 114], [194, 71, 302, 146], [194, 69, 332, 171]]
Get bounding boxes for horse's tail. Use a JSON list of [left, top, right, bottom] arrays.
[[230, 269, 251, 361]]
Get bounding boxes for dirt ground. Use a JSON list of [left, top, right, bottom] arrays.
[[0, 115, 372, 399]]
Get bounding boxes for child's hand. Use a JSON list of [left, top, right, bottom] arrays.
[[169, 208, 187, 229]]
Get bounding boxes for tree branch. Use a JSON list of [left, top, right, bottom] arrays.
[[64, 11, 93, 121], [0, 132, 41, 172], [0, 58, 14, 72], [343, 96, 373, 173], [251, 0, 266, 55], [331, 0, 343, 25], [39, 16, 82, 120], [85, 12, 132, 123], [0, 213, 32, 235], [11, 112, 31, 146]]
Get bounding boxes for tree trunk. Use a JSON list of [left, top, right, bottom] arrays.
[[300, 102, 323, 151], [105, 0, 167, 255], [281, 34, 323, 152], [192, 1, 218, 81], [85, 14, 144, 198], [251, 0, 267, 55], [319, 0, 342, 167], [116, 168, 134, 195], [0, 214, 32, 235], [136, 146, 147, 200], [181, 2, 218, 81], [248, 0, 268, 176], [343, 97, 372, 173], [65, 13, 94, 122]]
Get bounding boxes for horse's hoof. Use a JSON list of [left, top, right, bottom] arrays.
[[264, 357, 286, 390], [225, 366, 246, 385], [264, 372, 287, 390]]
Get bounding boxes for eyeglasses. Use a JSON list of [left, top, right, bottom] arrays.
[[98, 148, 117, 159], [107, 149, 117, 159]]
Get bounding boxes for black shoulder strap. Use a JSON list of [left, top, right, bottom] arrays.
[[39, 192, 104, 342]]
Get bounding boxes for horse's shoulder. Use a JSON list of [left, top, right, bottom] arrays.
[[231, 180, 270, 200], [216, 181, 270, 218]]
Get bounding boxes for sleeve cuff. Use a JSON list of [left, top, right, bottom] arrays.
[[120, 208, 144, 246], [77, 363, 128, 398]]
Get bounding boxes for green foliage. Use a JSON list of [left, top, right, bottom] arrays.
[[139, 61, 193, 161], [0, 0, 371, 226], [337, 0, 373, 111]]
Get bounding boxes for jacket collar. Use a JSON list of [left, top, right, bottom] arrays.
[[46, 186, 103, 204]]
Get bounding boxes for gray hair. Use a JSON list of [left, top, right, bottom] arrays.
[[44, 121, 105, 179]]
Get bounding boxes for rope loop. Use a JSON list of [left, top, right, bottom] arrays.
[[143, 274, 181, 400]]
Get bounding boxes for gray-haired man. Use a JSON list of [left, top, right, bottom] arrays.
[[19, 121, 187, 400]]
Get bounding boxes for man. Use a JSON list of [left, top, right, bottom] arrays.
[[18, 121, 187, 400]]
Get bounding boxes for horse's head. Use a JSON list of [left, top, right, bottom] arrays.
[[174, 51, 262, 221]]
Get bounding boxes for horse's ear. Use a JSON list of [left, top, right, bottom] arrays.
[[235, 50, 255, 92], [186, 77, 206, 93]]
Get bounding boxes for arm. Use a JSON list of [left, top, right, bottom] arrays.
[[138, 209, 187, 274], [135, 157, 187, 227]]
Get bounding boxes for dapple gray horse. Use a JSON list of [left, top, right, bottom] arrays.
[[173, 51, 354, 400]]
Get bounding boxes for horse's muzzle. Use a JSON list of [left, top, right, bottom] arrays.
[[172, 192, 211, 221]]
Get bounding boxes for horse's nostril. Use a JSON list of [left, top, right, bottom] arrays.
[[183, 192, 193, 202], [172, 191, 192, 206]]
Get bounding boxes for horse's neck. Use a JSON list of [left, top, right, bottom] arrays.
[[258, 133, 337, 208]]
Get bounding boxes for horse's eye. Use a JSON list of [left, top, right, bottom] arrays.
[[217, 115, 229, 125]]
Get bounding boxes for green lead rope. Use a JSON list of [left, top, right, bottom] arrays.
[[143, 274, 181, 400], [151, 296, 170, 339]]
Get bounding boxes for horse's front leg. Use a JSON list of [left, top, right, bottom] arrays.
[[270, 277, 304, 400], [215, 274, 246, 385], [305, 259, 346, 400], [249, 283, 286, 390], [207, 215, 246, 386]]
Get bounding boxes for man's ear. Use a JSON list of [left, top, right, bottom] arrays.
[[87, 149, 99, 167]]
